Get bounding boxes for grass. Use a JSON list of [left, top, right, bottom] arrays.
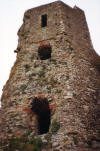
[[87, 140, 92, 148], [73, 137, 78, 145], [51, 119, 60, 134], [45, 133, 52, 143], [66, 75, 69, 80], [20, 84, 27, 94], [50, 59, 57, 64], [56, 89, 62, 93], [0, 134, 43, 151], [38, 70, 45, 77], [7, 129, 12, 133], [0, 129, 54, 151], [50, 77, 58, 86], [30, 54, 35, 61], [24, 64, 30, 72]]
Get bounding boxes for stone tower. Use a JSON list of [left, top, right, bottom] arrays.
[[0, 1, 100, 150]]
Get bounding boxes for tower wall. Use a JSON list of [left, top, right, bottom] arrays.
[[0, 1, 100, 150]]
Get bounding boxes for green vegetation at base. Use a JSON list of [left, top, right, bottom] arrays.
[[0, 135, 43, 151], [0, 130, 54, 151], [0, 119, 61, 151]]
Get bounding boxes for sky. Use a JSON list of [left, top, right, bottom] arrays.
[[0, 0, 100, 101]]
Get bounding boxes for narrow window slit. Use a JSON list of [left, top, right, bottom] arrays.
[[31, 97, 51, 134], [41, 14, 47, 27]]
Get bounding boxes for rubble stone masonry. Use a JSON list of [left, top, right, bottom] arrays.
[[0, 1, 100, 150]]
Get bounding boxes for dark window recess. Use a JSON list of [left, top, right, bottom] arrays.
[[38, 44, 52, 60], [41, 14, 47, 27], [31, 97, 51, 134]]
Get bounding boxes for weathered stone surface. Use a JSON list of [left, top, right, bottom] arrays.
[[0, 1, 100, 151]]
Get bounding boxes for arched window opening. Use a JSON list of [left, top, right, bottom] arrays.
[[38, 43, 52, 60], [31, 97, 51, 134]]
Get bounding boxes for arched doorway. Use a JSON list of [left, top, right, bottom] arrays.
[[31, 97, 51, 134]]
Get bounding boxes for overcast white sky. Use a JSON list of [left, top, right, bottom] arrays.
[[0, 0, 100, 100]]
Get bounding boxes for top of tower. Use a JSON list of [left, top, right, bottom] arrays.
[[18, 0, 84, 42], [17, 0, 100, 66], [24, 0, 83, 14]]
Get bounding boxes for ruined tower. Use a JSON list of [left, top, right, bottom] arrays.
[[0, 1, 100, 150]]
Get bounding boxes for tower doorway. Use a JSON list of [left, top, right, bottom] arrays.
[[31, 97, 51, 134]]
